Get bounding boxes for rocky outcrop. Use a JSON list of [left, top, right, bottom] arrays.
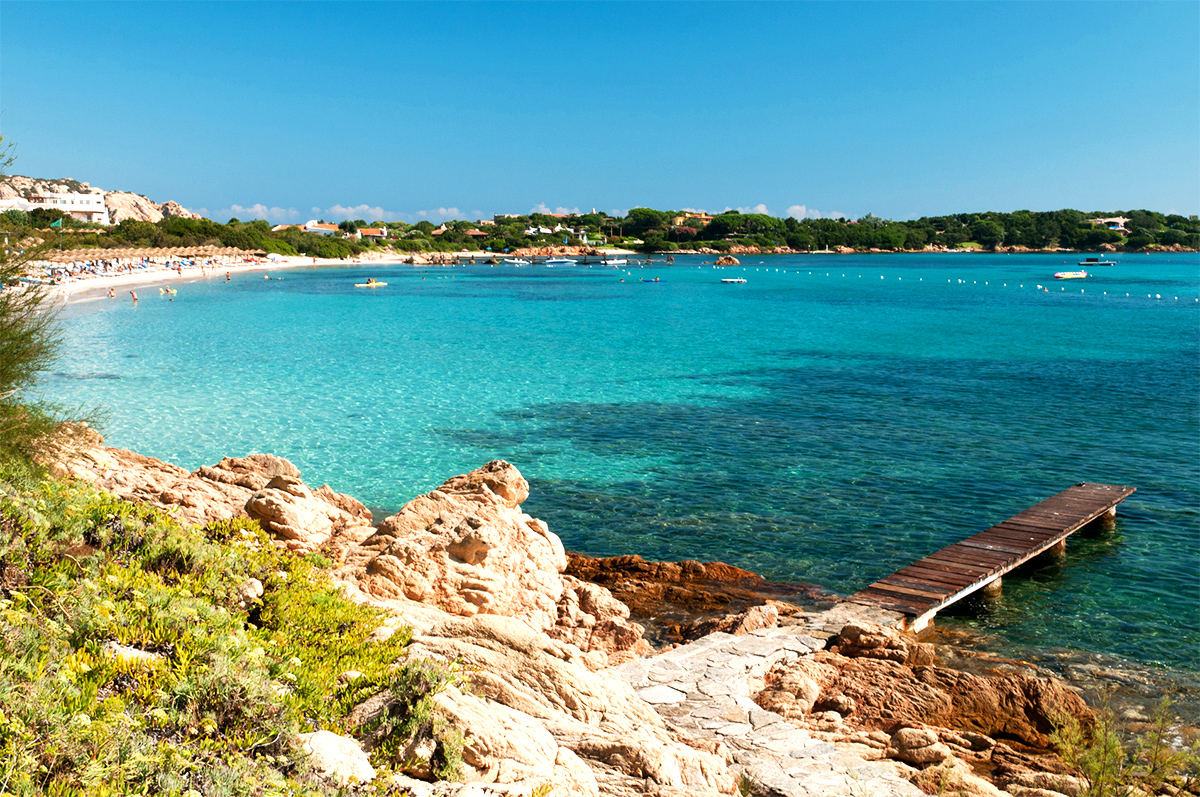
[[714, 255, 740, 265], [48, 428, 373, 553], [565, 552, 823, 645], [0, 176, 199, 223], [756, 622, 1090, 749], [340, 461, 648, 661], [408, 614, 735, 795]]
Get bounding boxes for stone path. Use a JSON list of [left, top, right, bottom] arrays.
[[614, 603, 924, 797]]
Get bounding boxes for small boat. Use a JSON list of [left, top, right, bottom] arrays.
[[1053, 270, 1087, 280], [720, 278, 746, 284], [603, 258, 628, 266], [1078, 256, 1115, 266], [355, 280, 388, 287], [503, 258, 531, 265], [545, 258, 578, 266]]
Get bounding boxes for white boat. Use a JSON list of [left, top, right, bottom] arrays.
[[503, 258, 531, 266], [602, 258, 628, 266], [720, 278, 746, 284], [545, 258, 578, 266]]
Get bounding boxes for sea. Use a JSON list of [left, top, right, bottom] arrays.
[[44, 253, 1200, 693]]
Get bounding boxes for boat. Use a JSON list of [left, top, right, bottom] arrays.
[[545, 258, 578, 266], [603, 258, 628, 266], [354, 280, 388, 287], [1053, 270, 1087, 280], [720, 278, 746, 284], [641, 277, 661, 283], [1078, 256, 1115, 266], [503, 258, 531, 265]]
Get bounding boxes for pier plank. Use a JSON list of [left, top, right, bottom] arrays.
[[846, 483, 1135, 629]]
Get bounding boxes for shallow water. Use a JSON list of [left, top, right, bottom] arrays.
[[45, 253, 1200, 672]]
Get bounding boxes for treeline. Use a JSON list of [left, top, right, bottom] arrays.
[[4, 204, 1196, 257], [338, 207, 1199, 253], [615, 207, 1199, 252], [0, 211, 372, 259]]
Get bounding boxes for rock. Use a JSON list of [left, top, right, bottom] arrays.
[[343, 462, 579, 638], [680, 603, 779, 640], [101, 640, 162, 664], [888, 725, 952, 765], [715, 255, 740, 265], [832, 622, 934, 666], [911, 758, 1008, 797], [245, 476, 341, 552], [755, 624, 1091, 750], [300, 730, 375, 787], [433, 685, 600, 795], [547, 575, 651, 662], [564, 552, 821, 646], [406, 614, 734, 794], [1004, 771, 1088, 796], [48, 433, 373, 556], [159, 200, 200, 219], [236, 578, 263, 608]]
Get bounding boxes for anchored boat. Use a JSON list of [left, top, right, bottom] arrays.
[[1054, 270, 1087, 280]]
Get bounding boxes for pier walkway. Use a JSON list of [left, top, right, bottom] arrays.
[[847, 482, 1136, 631]]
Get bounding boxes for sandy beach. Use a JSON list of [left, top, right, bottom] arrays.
[[48, 252, 413, 305]]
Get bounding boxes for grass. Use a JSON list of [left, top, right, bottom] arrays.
[[0, 459, 464, 796]]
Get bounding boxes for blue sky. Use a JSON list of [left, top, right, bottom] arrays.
[[2, 1, 1197, 223]]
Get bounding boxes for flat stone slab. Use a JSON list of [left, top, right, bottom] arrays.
[[636, 684, 687, 704], [618, 606, 924, 796]]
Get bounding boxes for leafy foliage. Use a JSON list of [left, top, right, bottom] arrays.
[[1051, 695, 1200, 796], [0, 467, 464, 796]]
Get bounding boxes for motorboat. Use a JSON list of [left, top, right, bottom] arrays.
[[720, 278, 747, 284], [1078, 256, 1115, 266], [503, 258, 531, 266], [545, 258, 578, 266], [602, 258, 628, 266], [1054, 270, 1088, 280]]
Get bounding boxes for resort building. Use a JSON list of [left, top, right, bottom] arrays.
[[671, 212, 714, 227], [358, 227, 386, 240], [0, 191, 111, 225], [1089, 216, 1131, 232], [303, 220, 338, 236]]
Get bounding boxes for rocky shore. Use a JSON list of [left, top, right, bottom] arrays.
[[49, 434, 1189, 796]]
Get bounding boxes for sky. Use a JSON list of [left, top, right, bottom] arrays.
[[1, 1, 1197, 224]]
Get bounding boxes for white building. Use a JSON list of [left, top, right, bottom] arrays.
[[0, 191, 111, 225]]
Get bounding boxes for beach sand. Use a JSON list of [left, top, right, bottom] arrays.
[[50, 252, 412, 305]]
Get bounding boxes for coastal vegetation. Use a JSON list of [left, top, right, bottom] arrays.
[[3, 202, 1196, 260]]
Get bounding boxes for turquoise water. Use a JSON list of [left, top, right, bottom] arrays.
[[45, 253, 1200, 670]]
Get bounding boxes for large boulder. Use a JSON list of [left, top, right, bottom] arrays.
[[755, 623, 1092, 749], [300, 730, 375, 787]]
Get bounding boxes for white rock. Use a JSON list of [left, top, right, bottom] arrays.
[[300, 730, 375, 787]]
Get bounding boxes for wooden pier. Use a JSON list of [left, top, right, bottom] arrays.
[[847, 482, 1136, 631]]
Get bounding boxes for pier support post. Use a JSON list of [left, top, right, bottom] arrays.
[[981, 577, 1002, 597]]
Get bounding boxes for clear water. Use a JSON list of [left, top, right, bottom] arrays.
[[44, 253, 1200, 672]]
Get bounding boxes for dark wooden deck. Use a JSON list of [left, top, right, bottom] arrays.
[[847, 482, 1136, 630]]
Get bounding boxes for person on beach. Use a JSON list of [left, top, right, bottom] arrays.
[[225, 272, 231, 281], [108, 288, 115, 298]]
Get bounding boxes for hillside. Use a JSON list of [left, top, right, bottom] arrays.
[[0, 174, 200, 223]]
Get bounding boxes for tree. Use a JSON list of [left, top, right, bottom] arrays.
[[0, 135, 77, 464], [625, 207, 669, 235]]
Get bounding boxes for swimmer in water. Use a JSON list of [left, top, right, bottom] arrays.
[[130, 290, 138, 304], [108, 288, 115, 298]]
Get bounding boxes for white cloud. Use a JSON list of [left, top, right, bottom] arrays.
[[785, 204, 845, 220], [736, 203, 770, 215], [529, 203, 582, 216], [196, 204, 303, 223]]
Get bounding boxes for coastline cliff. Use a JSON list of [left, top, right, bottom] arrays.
[[12, 433, 1172, 796]]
